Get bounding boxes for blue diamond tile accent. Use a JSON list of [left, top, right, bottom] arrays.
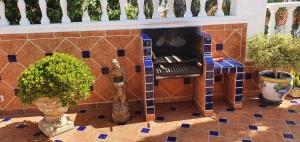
[[249, 125, 258, 131], [290, 100, 298, 104], [117, 49, 125, 57], [167, 136, 177, 142], [242, 139, 251, 142], [156, 116, 165, 121], [8, 55, 17, 62], [254, 114, 263, 118], [82, 51, 90, 58], [227, 108, 234, 112], [209, 131, 219, 136], [219, 118, 227, 123], [77, 126, 86, 131], [181, 123, 190, 128], [288, 109, 297, 114], [97, 115, 105, 119], [135, 65, 141, 72], [245, 73, 252, 80], [216, 43, 223, 50], [141, 128, 150, 133], [45, 53, 53, 56], [78, 109, 87, 113], [101, 67, 110, 74], [283, 133, 294, 139], [286, 120, 296, 125], [2, 117, 11, 122], [192, 112, 201, 116], [98, 134, 108, 139], [54, 140, 62, 142]]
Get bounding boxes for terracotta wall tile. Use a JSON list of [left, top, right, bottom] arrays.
[[131, 29, 141, 35], [80, 31, 106, 37], [28, 32, 54, 39], [106, 30, 131, 36], [0, 108, 24, 115], [105, 36, 136, 50], [1, 63, 25, 88], [0, 34, 28, 40], [202, 25, 225, 31], [54, 32, 81, 38], [68, 37, 100, 51], [225, 23, 246, 30], [31, 38, 64, 53], [17, 42, 45, 67], [0, 40, 27, 54]]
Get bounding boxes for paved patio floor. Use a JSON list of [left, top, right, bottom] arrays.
[[1, 97, 300, 142]]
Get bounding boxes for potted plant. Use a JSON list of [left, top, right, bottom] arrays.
[[18, 53, 94, 137], [291, 70, 300, 97], [248, 34, 300, 104]]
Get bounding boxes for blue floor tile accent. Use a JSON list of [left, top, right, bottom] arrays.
[[2, 117, 11, 122], [181, 123, 190, 128], [98, 134, 108, 139], [219, 118, 227, 123], [242, 139, 251, 142], [283, 133, 294, 139], [290, 100, 298, 104], [141, 128, 150, 133], [286, 120, 296, 125], [209, 131, 219, 136], [156, 116, 165, 121], [169, 107, 176, 111], [259, 104, 266, 108], [254, 114, 263, 118], [249, 125, 258, 131], [226, 108, 235, 112], [97, 115, 106, 119], [288, 109, 297, 114], [167, 136, 176, 142], [77, 126, 86, 131], [78, 109, 87, 113], [192, 112, 201, 116], [54, 140, 62, 142]]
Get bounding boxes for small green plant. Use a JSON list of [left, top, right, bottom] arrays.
[[18, 53, 94, 107], [247, 34, 300, 79], [291, 70, 300, 88]]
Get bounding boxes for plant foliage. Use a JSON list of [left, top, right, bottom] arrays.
[[291, 70, 300, 87], [17, 53, 94, 107], [247, 34, 300, 78]]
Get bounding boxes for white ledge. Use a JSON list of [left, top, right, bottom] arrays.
[[0, 16, 247, 34], [267, 2, 300, 8]]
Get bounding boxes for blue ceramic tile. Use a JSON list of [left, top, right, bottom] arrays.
[[181, 123, 190, 128], [82, 51, 90, 58], [214, 68, 221, 75], [146, 92, 154, 99], [290, 100, 298, 104], [141, 33, 151, 40], [54, 140, 62, 142], [101, 67, 110, 74], [226, 59, 243, 67], [237, 73, 244, 80], [77, 126, 86, 131], [135, 65, 141, 72], [205, 56, 214, 64], [227, 108, 235, 112], [97, 115, 105, 119], [192, 112, 201, 116], [144, 48, 152, 56], [237, 67, 244, 72], [204, 45, 211, 53], [169, 107, 176, 111], [288, 109, 297, 114], [145, 67, 153, 74], [206, 80, 213, 87], [206, 72, 214, 79], [156, 116, 165, 121], [204, 36, 212, 44], [283, 133, 294, 139], [141, 128, 150, 133], [209, 131, 219, 136], [146, 76, 154, 83], [205, 103, 213, 110], [206, 63, 214, 71], [205, 95, 213, 102], [8, 55, 17, 62], [147, 100, 154, 107], [14, 89, 19, 96], [184, 78, 191, 84], [216, 43, 223, 51], [236, 81, 243, 88], [219, 118, 227, 123], [236, 88, 243, 95], [147, 107, 155, 114], [254, 114, 263, 118], [249, 125, 258, 131], [98, 134, 108, 139], [245, 73, 252, 80], [229, 67, 236, 73], [235, 95, 243, 102], [146, 84, 154, 91], [117, 50, 125, 57], [2, 117, 11, 122], [143, 40, 152, 47], [286, 120, 296, 125], [167, 136, 177, 142], [45, 53, 53, 56], [217, 61, 233, 69], [206, 88, 213, 95], [78, 109, 87, 113], [242, 139, 251, 142], [144, 60, 153, 67], [222, 68, 229, 74]]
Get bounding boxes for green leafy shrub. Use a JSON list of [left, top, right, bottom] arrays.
[[291, 70, 300, 87], [247, 34, 300, 79], [17, 53, 94, 107]]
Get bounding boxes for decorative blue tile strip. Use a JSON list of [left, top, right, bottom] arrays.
[[206, 72, 214, 79], [205, 56, 214, 64], [117, 50, 125, 57], [235, 95, 243, 102], [8, 55, 17, 62], [248, 125, 258, 131], [204, 45, 211, 53], [147, 107, 155, 114], [236, 88, 243, 94], [205, 102, 213, 110], [219, 118, 227, 123], [206, 88, 213, 95], [98, 134, 108, 139], [283, 133, 294, 139], [146, 92, 154, 99], [167, 136, 177, 142], [290, 100, 298, 104], [146, 76, 154, 83], [254, 114, 263, 118], [146, 100, 154, 107], [145, 67, 153, 74], [242, 139, 251, 142], [286, 120, 296, 125], [206, 80, 214, 87], [209, 131, 219, 136], [181, 123, 190, 128], [288, 109, 297, 114], [237, 67, 244, 73], [141, 128, 150, 133], [229, 67, 237, 73], [216, 61, 234, 69], [54, 140, 63, 142], [204, 36, 212, 45], [45, 53, 53, 56], [144, 60, 153, 67], [156, 116, 165, 121], [206, 64, 214, 71], [214, 68, 221, 75], [77, 126, 86, 131], [237, 73, 244, 80], [82, 51, 90, 58], [236, 81, 243, 88], [146, 84, 154, 91], [192, 112, 201, 116], [205, 95, 213, 102], [2, 117, 11, 122], [141, 33, 151, 40], [144, 48, 152, 57]]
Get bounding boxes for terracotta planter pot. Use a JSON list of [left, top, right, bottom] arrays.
[[290, 88, 300, 98], [259, 70, 293, 104], [35, 97, 74, 137]]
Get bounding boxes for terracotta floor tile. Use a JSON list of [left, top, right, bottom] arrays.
[[251, 132, 285, 142], [219, 124, 250, 139], [227, 112, 256, 126], [209, 136, 241, 142], [255, 118, 290, 133], [177, 128, 208, 142]]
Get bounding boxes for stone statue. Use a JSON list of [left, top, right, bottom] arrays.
[[110, 59, 130, 124]]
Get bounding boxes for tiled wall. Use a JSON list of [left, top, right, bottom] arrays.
[[0, 23, 260, 114]]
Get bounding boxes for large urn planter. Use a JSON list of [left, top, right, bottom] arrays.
[[259, 70, 293, 104], [35, 97, 74, 137], [290, 88, 300, 98]]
